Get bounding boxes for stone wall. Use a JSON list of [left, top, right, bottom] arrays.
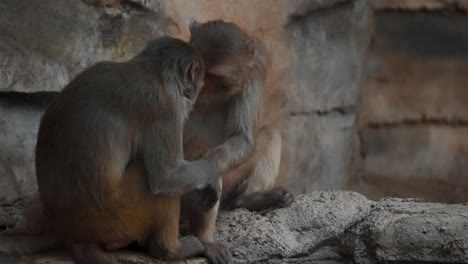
[[0, 0, 372, 203], [350, 3, 468, 202], [372, 0, 468, 10]]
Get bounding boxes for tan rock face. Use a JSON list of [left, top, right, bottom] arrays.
[[0, 0, 372, 202], [372, 0, 468, 11], [354, 11, 468, 203], [0, 100, 43, 204]]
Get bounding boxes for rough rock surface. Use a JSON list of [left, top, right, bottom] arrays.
[[279, 0, 372, 193], [0, 0, 373, 202], [372, 0, 468, 11], [1, 191, 467, 263], [0, 98, 44, 203], [0, 0, 172, 93], [0, 0, 173, 203], [351, 10, 468, 203]]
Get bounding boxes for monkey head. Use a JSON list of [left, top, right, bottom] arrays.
[[189, 20, 260, 103], [135, 37, 205, 112]]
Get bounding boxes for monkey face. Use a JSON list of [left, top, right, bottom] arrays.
[[189, 20, 257, 103]]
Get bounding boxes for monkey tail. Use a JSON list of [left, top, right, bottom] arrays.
[[71, 243, 118, 264]]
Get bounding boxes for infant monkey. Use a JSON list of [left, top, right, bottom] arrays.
[[35, 37, 225, 264]]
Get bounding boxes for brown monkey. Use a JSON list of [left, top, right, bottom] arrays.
[[180, 20, 294, 249], [35, 37, 225, 264]]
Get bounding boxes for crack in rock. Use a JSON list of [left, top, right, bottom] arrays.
[[290, 105, 356, 117], [367, 116, 468, 128]]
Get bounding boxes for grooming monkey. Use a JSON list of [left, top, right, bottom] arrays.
[[181, 20, 294, 247], [35, 37, 227, 264]]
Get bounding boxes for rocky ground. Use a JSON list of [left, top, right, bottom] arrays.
[[1, 191, 467, 263]]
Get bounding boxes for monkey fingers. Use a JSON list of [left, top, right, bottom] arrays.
[[269, 187, 294, 208], [203, 242, 233, 264]]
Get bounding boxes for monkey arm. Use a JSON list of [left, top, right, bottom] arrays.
[[144, 151, 219, 196], [204, 84, 261, 172], [142, 123, 219, 196]]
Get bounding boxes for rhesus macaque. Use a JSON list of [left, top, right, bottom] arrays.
[[35, 37, 225, 264], [181, 20, 294, 249]]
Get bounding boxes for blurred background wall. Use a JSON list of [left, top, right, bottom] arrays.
[[349, 0, 468, 203], [0, 0, 372, 204], [0, 0, 466, 205]]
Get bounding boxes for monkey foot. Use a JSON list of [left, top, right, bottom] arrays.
[[203, 242, 232, 264], [268, 187, 294, 208], [104, 240, 133, 251], [234, 187, 294, 212]]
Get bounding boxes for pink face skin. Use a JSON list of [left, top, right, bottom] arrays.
[[199, 73, 217, 96]]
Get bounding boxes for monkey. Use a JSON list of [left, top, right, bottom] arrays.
[[180, 20, 294, 251], [35, 37, 229, 264]]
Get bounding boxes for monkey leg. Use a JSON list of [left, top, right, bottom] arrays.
[[180, 181, 232, 264], [180, 194, 219, 242], [225, 126, 294, 212], [147, 196, 204, 261]]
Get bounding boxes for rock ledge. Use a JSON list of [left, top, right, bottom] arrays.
[[1, 191, 467, 263]]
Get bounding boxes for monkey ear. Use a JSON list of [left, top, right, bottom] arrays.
[[243, 40, 255, 59], [187, 60, 201, 84], [189, 19, 201, 34]]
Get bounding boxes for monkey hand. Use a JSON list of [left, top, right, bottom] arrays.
[[196, 171, 222, 212], [191, 159, 221, 211], [197, 176, 221, 212]]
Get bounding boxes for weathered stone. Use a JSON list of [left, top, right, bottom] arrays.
[[0, 0, 373, 202], [279, 0, 373, 193], [359, 126, 468, 203], [0, 0, 172, 93], [372, 0, 468, 11], [360, 12, 468, 125], [280, 113, 356, 193], [353, 11, 468, 203], [1, 192, 467, 263], [346, 197, 468, 263], [0, 99, 44, 203], [285, 0, 372, 113]]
